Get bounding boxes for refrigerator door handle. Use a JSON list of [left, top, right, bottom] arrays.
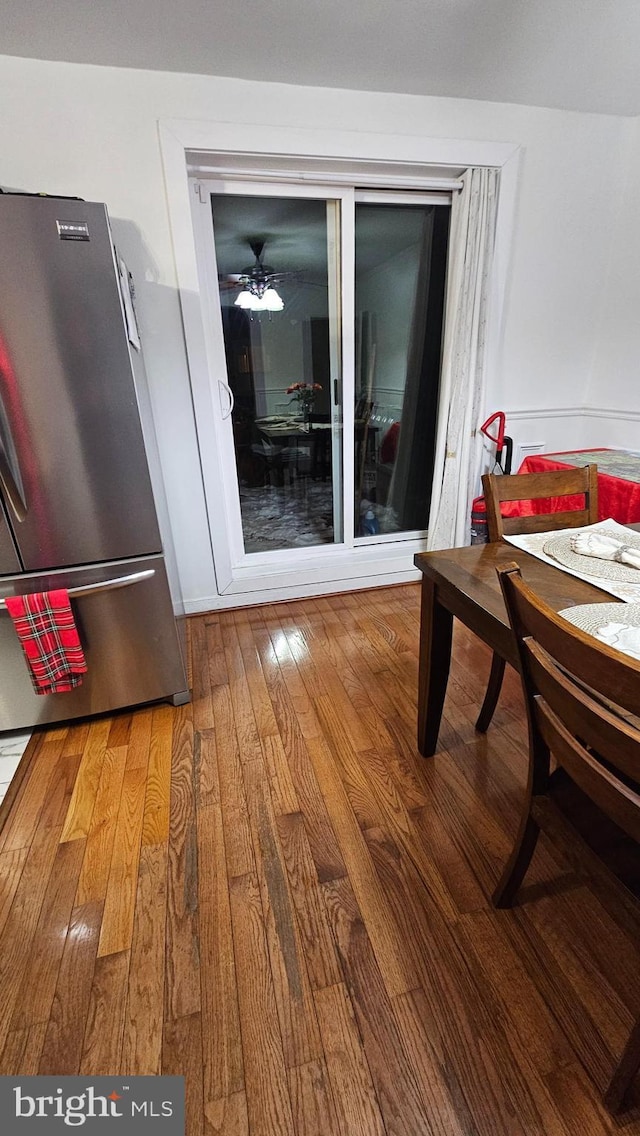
[[0, 447, 27, 523], [0, 397, 27, 522], [0, 568, 155, 610], [218, 379, 235, 420]]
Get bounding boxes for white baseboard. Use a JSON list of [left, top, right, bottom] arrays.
[[183, 566, 421, 612]]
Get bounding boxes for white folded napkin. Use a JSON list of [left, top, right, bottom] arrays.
[[571, 531, 640, 569], [594, 621, 640, 660], [506, 520, 640, 604]]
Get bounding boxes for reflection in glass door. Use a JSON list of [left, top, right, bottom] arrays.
[[209, 193, 343, 555], [353, 197, 450, 539]]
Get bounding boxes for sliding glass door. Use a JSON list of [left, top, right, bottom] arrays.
[[208, 188, 344, 559], [354, 195, 450, 541], [190, 178, 450, 595]]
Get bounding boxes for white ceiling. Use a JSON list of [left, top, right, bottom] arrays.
[[2, 0, 640, 117]]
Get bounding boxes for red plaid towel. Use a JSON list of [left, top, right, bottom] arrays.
[[5, 589, 87, 694]]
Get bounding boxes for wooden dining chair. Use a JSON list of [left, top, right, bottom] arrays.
[[495, 561, 640, 1112], [475, 463, 599, 732]]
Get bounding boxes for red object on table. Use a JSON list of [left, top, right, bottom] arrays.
[[513, 448, 640, 524]]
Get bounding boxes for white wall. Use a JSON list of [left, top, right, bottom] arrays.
[[252, 284, 331, 417], [583, 116, 640, 450], [0, 54, 633, 605]]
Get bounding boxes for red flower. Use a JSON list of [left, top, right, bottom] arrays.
[[285, 382, 322, 394], [286, 381, 323, 417]]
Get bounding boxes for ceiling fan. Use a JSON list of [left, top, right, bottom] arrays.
[[219, 239, 290, 310]]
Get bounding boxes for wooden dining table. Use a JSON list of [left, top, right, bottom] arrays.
[[413, 537, 635, 757]]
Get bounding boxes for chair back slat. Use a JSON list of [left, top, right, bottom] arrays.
[[499, 565, 640, 718], [498, 564, 640, 849], [489, 468, 595, 501], [501, 510, 593, 536], [533, 698, 640, 844], [526, 639, 640, 786], [483, 463, 598, 541]]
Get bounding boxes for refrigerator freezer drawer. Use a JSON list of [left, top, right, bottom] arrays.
[[0, 555, 189, 731]]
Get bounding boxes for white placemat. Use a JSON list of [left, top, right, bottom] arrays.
[[559, 602, 640, 660], [542, 527, 640, 583], [504, 518, 640, 603]]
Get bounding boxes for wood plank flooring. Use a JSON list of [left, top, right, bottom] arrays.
[[2, 583, 640, 1132]]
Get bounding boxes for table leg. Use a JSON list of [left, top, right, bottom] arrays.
[[417, 575, 453, 757]]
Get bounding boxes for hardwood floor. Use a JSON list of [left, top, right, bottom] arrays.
[[2, 583, 640, 1133]]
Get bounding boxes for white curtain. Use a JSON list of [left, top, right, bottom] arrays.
[[426, 166, 499, 550]]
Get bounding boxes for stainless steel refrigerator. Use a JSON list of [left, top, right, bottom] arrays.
[[0, 194, 190, 730]]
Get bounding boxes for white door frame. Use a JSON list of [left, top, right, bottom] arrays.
[[189, 177, 357, 592], [159, 119, 521, 607]]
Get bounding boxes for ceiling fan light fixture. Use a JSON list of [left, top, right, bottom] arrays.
[[262, 287, 284, 312], [234, 289, 254, 309], [228, 239, 287, 312], [234, 286, 284, 312]]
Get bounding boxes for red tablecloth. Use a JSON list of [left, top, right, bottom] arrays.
[[514, 449, 640, 524]]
